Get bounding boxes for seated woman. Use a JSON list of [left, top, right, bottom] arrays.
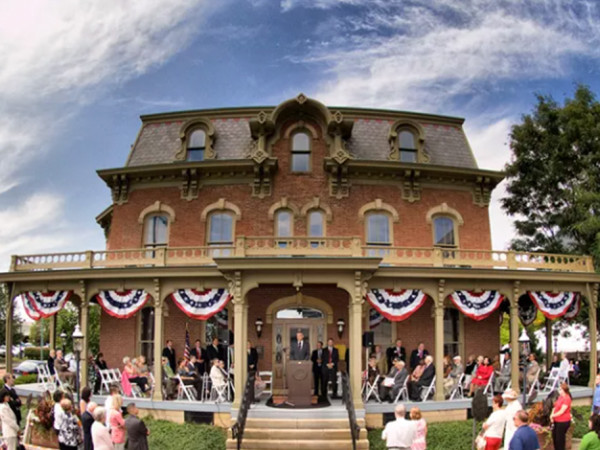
[[469, 356, 493, 396], [177, 358, 202, 400], [367, 355, 380, 386], [161, 357, 179, 400], [209, 359, 228, 400], [135, 355, 150, 378], [122, 356, 149, 396], [410, 359, 425, 382]]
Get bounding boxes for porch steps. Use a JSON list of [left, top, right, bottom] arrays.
[[226, 417, 369, 449]]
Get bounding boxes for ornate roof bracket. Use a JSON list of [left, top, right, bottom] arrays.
[[251, 157, 277, 199], [180, 168, 201, 201], [324, 158, 350, 199], [472, 176, 493, 207], [401, 169, 421, 203], [327, 110, 353, 164], [249, 110, 276, 162], [111, 174, 129, 205]]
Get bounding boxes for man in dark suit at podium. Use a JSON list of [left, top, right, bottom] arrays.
[[322, 338, 340, 398], [290, 331, 310, 360]]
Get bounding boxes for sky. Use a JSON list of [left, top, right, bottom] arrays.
[[2, 0, 600, 273]]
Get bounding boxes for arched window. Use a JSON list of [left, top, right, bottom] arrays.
[[308, 210, 324, 237], [433, 216, 456, 247], [187, 129, 206, 161], [399, 130, 417, 163], [366, 213, 391, 246], [144, 214, 169, 249], [208, 212, 234, 256], [275, 209, 293, 248], [291, 132, 311, 172]]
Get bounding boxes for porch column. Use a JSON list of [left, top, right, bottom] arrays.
[[510, 282, 520, 392], [5, 283, 14, 373], [230, 272, 247, 408], [78, 284, 89, 389], [350, 272, 364, 408], [49, 315, 57, 351], [545, 319, 553, 371], [588, 283, 598, 388], [433, 280, 445, 401], [152, 279, 165, 401]]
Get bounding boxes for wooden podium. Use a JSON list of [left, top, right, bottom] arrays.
[[286, 360, 312, 407]]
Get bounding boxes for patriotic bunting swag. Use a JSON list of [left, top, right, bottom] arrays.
[[95, 290, 150, 319], [564, 294, 581, 320], [365, 289, 428, 321], [369, 308, 385, 329], [170, 289, 232, 320], [20, 294, 41, 321], [528, 291, 578, 320], [26, 291, 72, 318], [519, 295, 537, 326], [449, 290, 504, 321]]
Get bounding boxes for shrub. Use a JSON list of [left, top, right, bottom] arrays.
[[15, 374, 38, 385], [145, 417, 226, 450], [24, 347, 49, 360]]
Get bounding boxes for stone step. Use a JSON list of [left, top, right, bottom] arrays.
[[227, 427, 368, 440], [225, 438, 370, 449], [242, 418, 365, 429]]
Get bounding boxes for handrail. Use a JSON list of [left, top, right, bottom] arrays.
[[231, 371, 255, 450], [341, 371, 360, 450]]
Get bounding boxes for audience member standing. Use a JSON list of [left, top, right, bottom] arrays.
[[161, 340, 176, 372], [322, 338, 339, 398], [382, 404, 416, 449], [409, 343, 429, 370], [53, 390, 66, 435], [551, 383, 572, 450], [57, 399, 83, 450], [373, 345, 387, 375], [247, 340, 259, 373], [190, 340, 207, 374], [410, 407, 427, 450], [125, 403, 150, 450], [81, 402, 97, 450], [508, 410, 540, 450], [2, 374, 22, 426], [109, 394, 126, 450], [206, 337, 222, 363], [311, 341, 324, 397], [502, 389, 522, 450], [80, 386, 92, 416], [48, 349, 57, 375], [91, 407, 114, 450], [0, 390, 19, 450], [387, 339, 406, 369], [580, 414, 600, 450], [482, 395, 506, 450]]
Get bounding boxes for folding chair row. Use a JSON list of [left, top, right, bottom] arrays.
[[449, 373, 465, 400], [37, 364, 57, 393]]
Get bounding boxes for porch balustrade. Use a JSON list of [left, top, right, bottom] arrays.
[[9, 236, 595, 273]]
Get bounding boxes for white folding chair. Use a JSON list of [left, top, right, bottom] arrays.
[[99, 369, 113, 395], [210, 380, 228, 403], [176, 375, 197, 401], [393, 376, 409, 403], [420, 376, 436, 401], [258, 371, 272, 397], [527, 370, 541, 401], [543, 368, 561, 392], [37, 364, 57, 393], [449, 373, 465, 400], [483, 373, 495, 398], [364, 374, 381, 403]]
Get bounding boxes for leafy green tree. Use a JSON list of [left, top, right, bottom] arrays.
[[0, 284, 24, 345]]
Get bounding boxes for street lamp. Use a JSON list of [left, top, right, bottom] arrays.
[[60, 331, 67, 353], [519, 329, 531, 406], [72, 325, 84, 405]]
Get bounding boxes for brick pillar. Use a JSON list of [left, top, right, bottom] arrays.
[[433, 280, 445, 401], [152, 279, 164, 401], [510, 282, 520, 393]]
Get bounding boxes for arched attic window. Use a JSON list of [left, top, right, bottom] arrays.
[[187, 129, 206, 162], [388, 120, 427, 163], [399, 130, 417, 163], [291, 131, 311, 172]]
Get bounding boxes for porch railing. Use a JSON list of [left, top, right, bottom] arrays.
[[231, 371, 255, 450], [341, 371, 360, 450], [9, 237, 595, 273]]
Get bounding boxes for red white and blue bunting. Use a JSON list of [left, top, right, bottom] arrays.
[[564, 294, 581, 320], [365, 289, 428, 321], [449, 290, 504, 321], [170, 289, 232, 320], [528, 291, 578, 320], [95, 290, 150, 319], [369, 308, 385, 329], [26, 291, 72, 318], [19, 294, 41, 321]]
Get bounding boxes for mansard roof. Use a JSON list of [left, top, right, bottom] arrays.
[[125, 95, 478, 170]]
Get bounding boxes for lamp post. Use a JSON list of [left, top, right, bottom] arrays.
[[60, 331, 67, 353], [518, 329, 531, 407], [72, 325, 84, 405]]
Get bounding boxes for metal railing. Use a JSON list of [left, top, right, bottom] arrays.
[[231, 371, 255, 450], [341, 372, 360, 450], [9, 238, 595, 273]]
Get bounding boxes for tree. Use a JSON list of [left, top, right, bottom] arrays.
[[502, 85, 600, 263], [0, 284, 24, 345]]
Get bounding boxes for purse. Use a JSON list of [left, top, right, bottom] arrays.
[[475, 433, 487, 450], [383, 377, 394, 387]]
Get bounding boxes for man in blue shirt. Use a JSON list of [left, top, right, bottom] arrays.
[[509, 410, 540, 450]]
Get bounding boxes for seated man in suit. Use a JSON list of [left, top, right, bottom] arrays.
[[409, 342, 429, 371], [289, 331, 310, 361], [408, 355, 435, 401], [322, 338, 339, 398], [54, 349, 76, 385], [379, 358, 409, 403], [494, 352, 512, 392]]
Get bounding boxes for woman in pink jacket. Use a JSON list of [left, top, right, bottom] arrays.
[[109, 394, 126, 450]]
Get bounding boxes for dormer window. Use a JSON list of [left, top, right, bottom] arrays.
[[187, 129, 206, 162], [399, 130, 417, 163], [388, 120, 428, 163], [291, 132, 311, 172]]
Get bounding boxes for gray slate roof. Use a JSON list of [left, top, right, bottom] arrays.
[[126, 113, 478, 169]]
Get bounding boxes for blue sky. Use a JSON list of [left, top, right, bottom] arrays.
[[2, 0, 600, 271]]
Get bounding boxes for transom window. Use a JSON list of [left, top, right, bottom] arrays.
[[187, 129, 206, 162], [399, 130, 417, 163], [291, 132, 311, 172], [208, 212, 234, 256], [433, 216, 456, 247], [144, 215, 169, 249], [276, 307, 324, 319], [366, 213, 391, 246]]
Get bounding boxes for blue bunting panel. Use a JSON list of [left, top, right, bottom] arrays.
[[564, 294, 581, 320], [365, 289, 428, 321], [95, 290, 150, 319], [528, 291, 578, 319], [170, 289, 232, 320], [26, 291, 72, 318], [449, 290, 504, 321], [20, 294, 41, 321], [369, 308, 385, 329]]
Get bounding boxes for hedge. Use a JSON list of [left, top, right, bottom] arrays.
[[144, 417, 226, 450], [24, 347, 49, 360], [15, 374, 38, 385]]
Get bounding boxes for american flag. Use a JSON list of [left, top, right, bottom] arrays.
[[184, 324, 190, 361]]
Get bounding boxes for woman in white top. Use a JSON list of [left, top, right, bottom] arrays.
[[501, 389, 522, 450], [0, 390, 19, 450], [91, 407, 114, 450], [210, 359, 226, 387], [559, 353, 570, 380], [482, 394, 506, 450]]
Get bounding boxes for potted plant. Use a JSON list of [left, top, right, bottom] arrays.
[[29, 393, 59, 448]]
